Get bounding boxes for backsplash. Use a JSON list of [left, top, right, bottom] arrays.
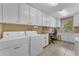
[[0, 23, 56, 39], [74, 27, 79, 33]]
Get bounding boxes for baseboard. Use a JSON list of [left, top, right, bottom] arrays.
[[53, 40, 74, 44], [43, 44, 50, 48], [59, 40, 74, 44]]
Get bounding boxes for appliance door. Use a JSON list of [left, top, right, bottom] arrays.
[[30, 36, 42, 56]]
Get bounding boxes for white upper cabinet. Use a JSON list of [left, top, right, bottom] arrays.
[[56, 18, 61, 27], [19, 4, 30, 25], [49, 16, 56, 27], [47, 15, 50, 27], [42, 13, 47, 26], [0, 4, 2, 23], [53, 17, 56, 27], [3, 3, 19, 24], [73, 14, 79, 26], [49, 16, 53, 27], [37, 10, 43, 26], [30, 6, 37, 25]]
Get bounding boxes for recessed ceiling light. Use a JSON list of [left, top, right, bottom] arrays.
[[50, 3, 58, 6], [48, 3, 58, 6], [57, 9, 68, 16]]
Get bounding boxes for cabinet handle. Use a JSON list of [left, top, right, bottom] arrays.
[[14, 46, 20, 49]]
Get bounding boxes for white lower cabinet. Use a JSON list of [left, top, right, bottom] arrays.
[[42, 38, 46, 47], [11, 44, 29, 56], [75, 40, 79, 56], [61, 32, 74, 43], [45, 36, 48, 47], [0, 44, 29, 56], [41, 34, 48, 47], [0, 34, 49, 56], [0, 47, 16, 56], [0, 37, 29, 56], [30, 36, 43, 56]]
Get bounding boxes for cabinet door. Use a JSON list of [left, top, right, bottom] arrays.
[[45, 35, 48, 46], [53, 17, 56, 27], [75, 42, 79, 56], [12, 44, 29, 56], [42, 35, 48, 47], [0, 4, 2, 23], [61, 32, 74, 43], [47, 15, 50, 27], [30, 36, 42, 56], [0, 47, 16, 56], [0, 38, 29, 56], [13, 38, 29, 56], [20, 4, 30, 25], [50, 16, 56, 27], [43, 37, 46, 47], [73, 14, 79, 26], [37, 10, 43, 26], [49, 16, 53, 27], [0, 44, 29, 56], [3, 3, 19, 24], [56, 18, 61, 27], [42, 13, 47, 26], [30, 6, 37, 25]]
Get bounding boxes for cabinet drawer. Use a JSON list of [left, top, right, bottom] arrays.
[[13, 44, 29, 56], [0, 37, 29, 50], [0, 47, 15, 56], [0, 43, 29, 56]]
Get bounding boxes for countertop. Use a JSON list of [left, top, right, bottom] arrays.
[[74, 33, 79, 42], [0, 34, 45, 42], [0, 36, 27, 42], [75, 37, 79, 42]]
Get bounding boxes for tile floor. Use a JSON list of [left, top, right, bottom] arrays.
[[40, 41, 75, 56]]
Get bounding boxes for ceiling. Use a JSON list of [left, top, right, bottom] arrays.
[[28, 3, 79, 18]]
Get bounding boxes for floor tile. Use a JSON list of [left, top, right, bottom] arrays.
[[40, 41, 75, 56]]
